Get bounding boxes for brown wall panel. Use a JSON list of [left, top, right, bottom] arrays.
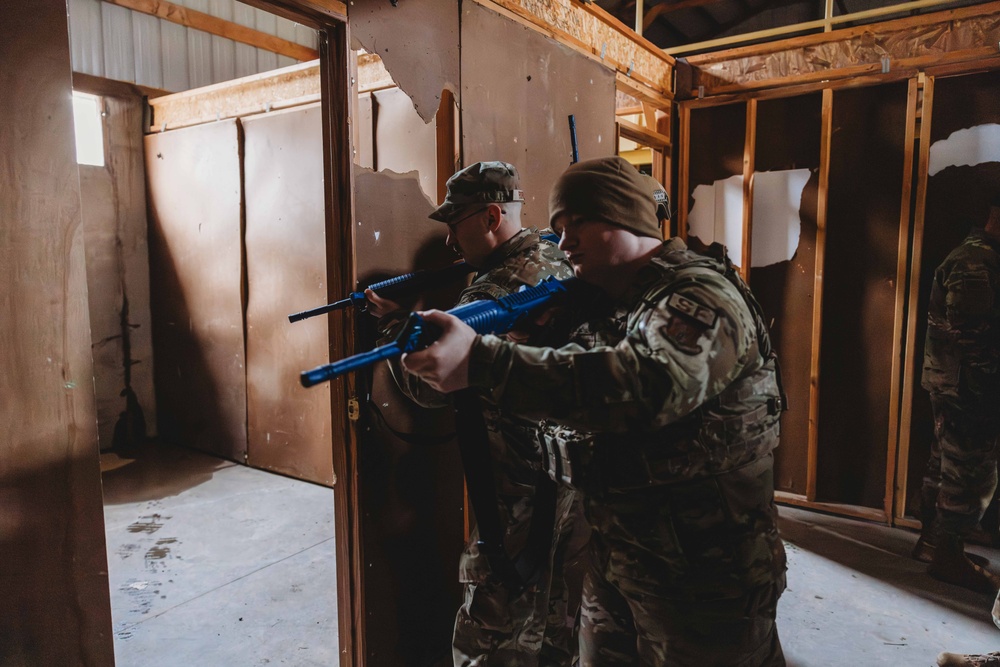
[[81, 94, 156, 452], [0, 1, 114, 662], [243, 104, 335, 485], [686, 101, 747, 242], [461, 0, 617, 230], [354, 169, 465, 666], [816, 82, 909, 509], [146, 121, 248, 462], [903, 70, 1000, 517], [750, 92, 822, 496]]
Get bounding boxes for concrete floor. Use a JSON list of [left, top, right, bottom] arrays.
[[102, 445, 999, 666]]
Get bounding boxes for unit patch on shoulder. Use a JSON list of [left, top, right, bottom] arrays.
[[665, 293, 718, 327], [656, 293, 717, 355]]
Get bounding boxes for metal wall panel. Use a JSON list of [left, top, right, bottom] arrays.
[[243, 104, 334, 485], [185, 0, 215, 88], [160, 19, 190, 93], [133, 12, 163, 88], [145, 120, 248, 462], [69, 0, 104, 76], [275, 16, 297, 69], [254, 9, 279, 72], [102, 1, 135, 82], [208, 0, 237, 83], [462, 0, 617, 230], [232, 2, 259, 79]]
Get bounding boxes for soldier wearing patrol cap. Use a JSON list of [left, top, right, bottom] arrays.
[[367, 161, 585, 667], [402, 155, 788, 666]]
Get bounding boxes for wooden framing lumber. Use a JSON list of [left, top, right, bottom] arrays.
[[681, 2, 1000, 99], [616, 117, 670, 150], [104, 0, 320, 61], [72, 71, 170, 99], [475, 0, 674, 99], [806, 88, 833, 502], [776, 491, 889, 524], [147, 60, 321, 131], [740, 99, 756, 278], [884, 77, 920, 522], [895, 75, 935, 522], [357, 53, 394, 94], [677, 104, 691, 240]]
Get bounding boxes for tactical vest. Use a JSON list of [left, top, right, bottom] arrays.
[[540, 242, 785, 494]]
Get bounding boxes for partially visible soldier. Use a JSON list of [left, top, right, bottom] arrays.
[[915, 196, 1000, 595], [366, 161, 584, 667], [402, 156, 788, 666]]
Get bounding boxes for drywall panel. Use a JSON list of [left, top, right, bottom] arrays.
[[461, 0, 616, 230], [354, 169, 466, 665], [350, 0, 459, 123], [903, 70, 1000, 518], [749, 92, 822, 497], [243, 104, 334, 485], [816, 83, 909, 509], [357, 92, 374, 169], [145, 120, 247, 461], [686, 101, 747, 258], [373, 87, 437, 202], [0, 1, 113, 662]]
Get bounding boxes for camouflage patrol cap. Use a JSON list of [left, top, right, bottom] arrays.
[[429, 161, 526, 223], [549, 156, 660, 239], [643, 175, 671, 221]]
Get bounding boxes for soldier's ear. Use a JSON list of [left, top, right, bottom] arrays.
[[486, 204, 503, 232]]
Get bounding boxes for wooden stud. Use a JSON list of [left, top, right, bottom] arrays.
[[895, 75, 935, 522], [776, 491, 889, 524], [807, 88, 833, 502], [616, 72, 673, 110], [677, 104, 691, 241], [741, 99, 756, 280], [617, 117, 670, 150], [655, 108, 672, 197], [104, 0, 320, 61], [885, 76, 920, 525]]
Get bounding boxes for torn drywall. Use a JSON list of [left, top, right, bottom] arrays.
[[688, 174, 745, 260], [928, 123, 1000, 176], [349, 0, 458, 123], [750, 169, 811, 267]]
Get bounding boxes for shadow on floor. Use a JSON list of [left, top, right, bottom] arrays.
[[101, 441, 236, 506], [778, 506, 998, 624]]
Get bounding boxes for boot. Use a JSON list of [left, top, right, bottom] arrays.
[[928, 535, 1000, 595], [937, 652, 1000, 667], [912, 504, 990, 567]]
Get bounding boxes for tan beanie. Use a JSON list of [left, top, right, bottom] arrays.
[[549, 156, 661, 239]]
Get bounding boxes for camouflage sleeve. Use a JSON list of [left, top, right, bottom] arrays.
[[467, 277, 758, 432], [942, 267, 1000, 395]]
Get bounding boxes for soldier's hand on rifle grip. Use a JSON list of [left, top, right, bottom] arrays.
[[364, 288, 403, 319], [401, 310, 476, 393]]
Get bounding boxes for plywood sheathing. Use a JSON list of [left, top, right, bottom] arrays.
[[481, 0, 673, 98], [349, 0, 459, 124], [462, 0, 617, 231], [79, 96, 157, 451], [243, 104, 335, 485], [684, 2, 1000, 99], [1, 1, 114, 662], [148, 59, 322, 132], [352, 169, 466, 664], [145, 121, 248, 462]]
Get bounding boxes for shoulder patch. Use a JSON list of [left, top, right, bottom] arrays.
[[666, 292, 718, 327]]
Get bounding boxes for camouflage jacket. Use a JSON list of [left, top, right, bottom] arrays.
[[921, 228, 1000, 405], [466, 237, 786, 596], [389, 227, 575, 581], [467, 237, 782, 482]]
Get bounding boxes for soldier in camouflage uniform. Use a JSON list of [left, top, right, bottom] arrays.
[[916, 198, 1000, 595], [367, 161, 584, 667], [402, 156, 788, 666]]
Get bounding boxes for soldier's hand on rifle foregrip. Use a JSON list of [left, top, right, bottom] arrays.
[[401, 310, 476, 393], [364, 288, 403, 319]]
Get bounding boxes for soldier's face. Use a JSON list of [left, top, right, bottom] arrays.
[[554, 214, 636, 284], [445, 205, 491, 266]]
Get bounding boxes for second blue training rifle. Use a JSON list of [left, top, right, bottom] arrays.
[[300, 276, 583, 387]]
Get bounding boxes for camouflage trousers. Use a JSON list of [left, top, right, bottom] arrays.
[[578, 454, 787, 667], [453, 487, 588, 667], [922, 394, 999, 538]]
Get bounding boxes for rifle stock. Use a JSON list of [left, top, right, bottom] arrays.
[[300, 276, 582, 387]]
